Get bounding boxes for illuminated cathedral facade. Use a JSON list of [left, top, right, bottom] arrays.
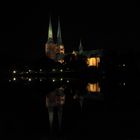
[[45, 18, 102, 67], [45, 18, 65, 63]]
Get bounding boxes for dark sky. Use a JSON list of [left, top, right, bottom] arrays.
[[0, 1, 138, 62]]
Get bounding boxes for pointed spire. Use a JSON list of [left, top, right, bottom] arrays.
[[57, 18, 62, 45], [47, 17, 53, 43], [79, 40, 83, 53]]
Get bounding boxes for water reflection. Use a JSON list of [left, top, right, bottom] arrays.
[[87, 82, 101, 93], [8, 75, 125, 138], [46, 87, 65, 131], [42, 80, 103, 134]]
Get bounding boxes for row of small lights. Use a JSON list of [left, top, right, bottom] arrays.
[[9, 77, 70, 83], [12, 68, 65, 74], [118, 64, 126, 67], [9, 77, 32, 82], [51, 78, 70, 83], [119, 82, 126, 86]]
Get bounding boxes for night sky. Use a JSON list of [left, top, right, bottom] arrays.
[[0, 1, 137, 63]]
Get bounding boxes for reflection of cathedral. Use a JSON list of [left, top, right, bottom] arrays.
[[45, 17, 103, 67]]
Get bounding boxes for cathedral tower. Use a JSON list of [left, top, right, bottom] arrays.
[[57, 18, 65, 54], [47, 17, 54, 43], [45, 17, 57, 60]]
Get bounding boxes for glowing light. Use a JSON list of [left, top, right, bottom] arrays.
[[97, 57, 100, 67], [13, 70, 16, 74], [122, 64, 126, 67], [60, 45, 65, 54], [97, 57, 100, 63], [52, 69, 56, 72], [87, 83, 100, 93], [87, 57, 97, 67], [40, 79, 42, 82], [40, 69, 42, 72], [60, 69, 63, 72], [66, 80, 70, 83], [28, 78, 32, 82], [13, 77, 16, 81], [87, 57, 100, 67], [58, 59, 64, 63], [72, 50, 77, 56], [52, 79, 55, 82], [9, 80, 11, 82], [60, 78, 63, 81], [29, 70, 31, 72], [60, 45, 64, 49], [123, 82, 126, 86]]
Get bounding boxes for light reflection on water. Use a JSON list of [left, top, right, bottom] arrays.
[[5, 75, 128, 139], [87, 82, 100, 93], [46, 87, 65, 130], [8, 76, 103, 131]]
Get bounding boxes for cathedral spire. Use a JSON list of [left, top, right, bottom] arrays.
[[57, 18, 62, 45], [47, 17, 53, 43], [79, 40, 83, 54]]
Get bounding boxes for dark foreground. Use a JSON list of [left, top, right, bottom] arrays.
[[0, 66, 139, 140]]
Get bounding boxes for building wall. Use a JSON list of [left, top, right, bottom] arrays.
[[45, 43, 58, 60], [45, 42, 65, 62]]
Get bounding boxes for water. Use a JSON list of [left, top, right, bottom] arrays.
[[0, 68, 138, 140]]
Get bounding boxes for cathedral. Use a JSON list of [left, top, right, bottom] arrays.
[[45, 18, 65, 63], [45, 17, 103, 67]]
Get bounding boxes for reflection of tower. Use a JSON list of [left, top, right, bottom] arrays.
[[79, 40, 83, 54], [45, 17, 57, 60], [57, 19, 65, 63], [46, 87, 65, 131], [79, 96, 84, 111]]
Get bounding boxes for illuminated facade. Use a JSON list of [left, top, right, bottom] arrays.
[[87, 57, 100, 67], [45, 17, 102, 67], [71, 41, 102, 67]]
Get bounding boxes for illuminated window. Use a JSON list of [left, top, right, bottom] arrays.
[[87, 83, 100, 93], [87, 57, 100, 67], [87, 57, 97, 67]]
